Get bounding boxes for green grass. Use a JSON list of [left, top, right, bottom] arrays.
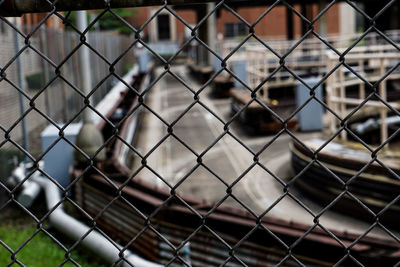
[[0, 224, 108, 267]]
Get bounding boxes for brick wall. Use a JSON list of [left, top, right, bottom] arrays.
[[129, 3, 340, 43]]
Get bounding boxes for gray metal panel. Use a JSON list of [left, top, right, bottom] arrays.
[[296, 77, 323, 131], [233, 60, 248, 88], [41, 123, 82, 188]]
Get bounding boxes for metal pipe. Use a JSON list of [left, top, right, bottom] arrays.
[[32, 175, 162, 267], [11, 163, 42, 208], [17, 179, 41, 208]]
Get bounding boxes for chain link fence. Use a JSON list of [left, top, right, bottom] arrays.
[[0, 20, 134, 176], [1, 0, 400, 266]]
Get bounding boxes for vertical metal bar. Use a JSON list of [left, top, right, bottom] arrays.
[[326, 55, 335, 134], [39, 27, 51, 117], [55, 29, 68, 122], [358, 59, 365, 100], [77, 10, 93, 123], [207, 2, 217, 67], [62, 29, 73, 121], [318, 1, 327, 37], [263, 53, 270, 101], [380, 58, 388, 146], [69, 31, 80, 116], [13, 18, 29, 159], [339, 65, 347, 141]]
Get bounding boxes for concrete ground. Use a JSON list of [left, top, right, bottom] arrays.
[[132, 65, 399, 240]]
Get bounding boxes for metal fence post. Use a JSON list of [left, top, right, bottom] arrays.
[[77, 10, 93, 123], [13, 17, 29, 159], [75, 10, 106, 163], [39, 27, 51, 117]]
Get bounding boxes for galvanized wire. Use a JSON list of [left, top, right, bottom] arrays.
[[1, 0, 400, 266]]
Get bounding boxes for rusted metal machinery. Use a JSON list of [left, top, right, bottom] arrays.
[[71, 68, 400, 266]]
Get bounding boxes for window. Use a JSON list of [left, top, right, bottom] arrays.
[[224, 23, 247, 38], [157, 14, 171, 41]]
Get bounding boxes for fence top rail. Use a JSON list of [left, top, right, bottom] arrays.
[[0, 0, 380, 17], [1, 0, 214, 16], [0, 0, 275, 16]]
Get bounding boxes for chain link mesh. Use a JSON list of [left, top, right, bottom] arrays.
[[1, 0, 400, 266]]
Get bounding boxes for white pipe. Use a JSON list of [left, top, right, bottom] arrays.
[[32, 175, 162, 267], [17, 180, 41, 208], [12, 164, 42, 208]]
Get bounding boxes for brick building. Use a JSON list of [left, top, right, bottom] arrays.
[[128, 3, 349, 44]]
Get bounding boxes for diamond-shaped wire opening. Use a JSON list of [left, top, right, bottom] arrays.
[[230, 163, 285, 212], [2, 0, 400, 266], [144, 136, 198, 186]]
